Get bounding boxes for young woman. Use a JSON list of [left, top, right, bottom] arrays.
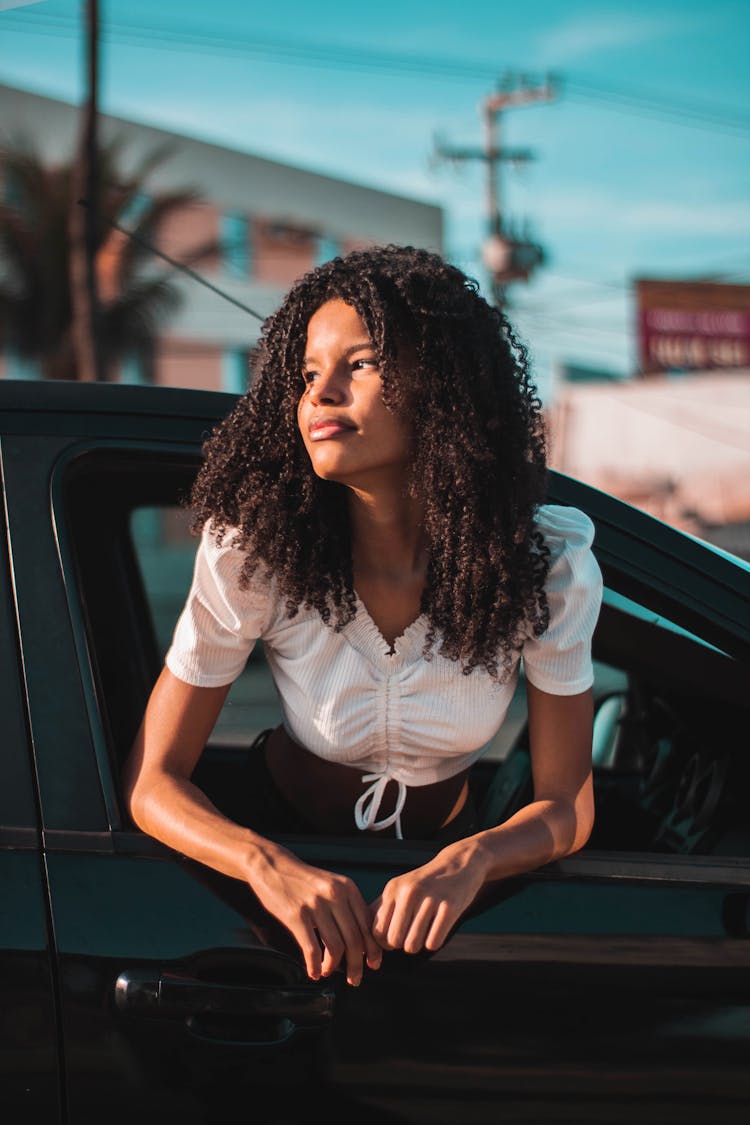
[[123, 244, 602, 990]]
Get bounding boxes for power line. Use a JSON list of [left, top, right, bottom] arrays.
[[517, 314, 629, 341], [512, 294, 629, 320], [3, 10, 749, 136], [82, 201, 268, 321], [454, 246, 750, 284], [563, 77, 750, 137]]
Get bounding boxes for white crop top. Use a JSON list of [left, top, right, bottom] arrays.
[[165, 504, 603, 838]]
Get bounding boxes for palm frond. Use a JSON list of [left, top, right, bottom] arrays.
[[0, 133, 204, 379], [116, 190, 203, 278], [102, 275, 183, 357]]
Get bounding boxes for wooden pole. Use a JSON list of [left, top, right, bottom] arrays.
[[69, 0, 102, 381]]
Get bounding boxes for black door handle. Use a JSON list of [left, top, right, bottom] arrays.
[[115, 969, 335, 1033]]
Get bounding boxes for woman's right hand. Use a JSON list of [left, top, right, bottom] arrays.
[[123, 668, 380, 987], [245, 840, 382, 985]]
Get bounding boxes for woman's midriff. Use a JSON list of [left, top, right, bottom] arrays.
[[264, 725, 469, 838]]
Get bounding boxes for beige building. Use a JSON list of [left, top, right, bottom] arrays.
[[546, 277, 750, 561], [0, 82, 444, 391], [547, 367, 750, 560]]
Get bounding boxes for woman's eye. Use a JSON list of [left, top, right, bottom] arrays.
[[302, 370, 317, 385], [352, 357, 377, 371]]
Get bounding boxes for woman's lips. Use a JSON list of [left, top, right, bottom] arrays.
[[308, 418, 355, 441]]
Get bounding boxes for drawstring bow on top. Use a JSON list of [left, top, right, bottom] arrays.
[[354, 773, 406, 840]]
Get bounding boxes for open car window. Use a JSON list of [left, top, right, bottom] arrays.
[[130, 503, 282, 748], [59, 444, 750, 860]]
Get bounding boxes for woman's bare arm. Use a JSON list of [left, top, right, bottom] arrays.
[[122, 667, 381, 985], [370, 683, 595, 954]]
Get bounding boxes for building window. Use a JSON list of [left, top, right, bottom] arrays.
[[119, 353, 149, 385], [222, 348, 249, 394], [119, 190, 151, 227], [221, 212, 251, 278], [316, 236, 341, 265], [4, 349, 41, 380], [2, 166, 22, 208]]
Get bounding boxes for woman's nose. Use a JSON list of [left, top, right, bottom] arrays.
[[308, 366, 345, 404]]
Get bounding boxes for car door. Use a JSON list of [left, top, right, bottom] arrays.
[[8, 404, 750, 1124], [0, 453, 61, 1121]]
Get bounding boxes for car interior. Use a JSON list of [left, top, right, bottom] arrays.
[[61, 446, 750, 860]]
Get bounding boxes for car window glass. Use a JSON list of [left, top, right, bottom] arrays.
[[130, 505, 282, 748], [584, 583, 749, 858], [602, 587, 726, 653], [479, 573, 749, 861]]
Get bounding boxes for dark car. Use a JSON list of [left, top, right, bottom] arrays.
[[2, 378, 749, 1125]]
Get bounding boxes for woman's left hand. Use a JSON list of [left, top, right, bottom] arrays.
[[369, 839, 486, 954], [370, 687, 597, 956]]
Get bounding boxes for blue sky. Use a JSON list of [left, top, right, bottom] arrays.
[[1, 0, 749, 399]]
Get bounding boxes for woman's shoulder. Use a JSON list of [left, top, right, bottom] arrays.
[[522, 504, 602, 691], [196, 519, 277, 610], [534, 503, 595, 555], [199, 518, 244, 559], [533, 504, 601, 597]]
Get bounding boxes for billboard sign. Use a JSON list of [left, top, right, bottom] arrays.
[[636, 279, 750, 374]]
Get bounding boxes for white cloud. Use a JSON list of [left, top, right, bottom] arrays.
[[624, 199, 750, 235], [534, 11, 696, 67]]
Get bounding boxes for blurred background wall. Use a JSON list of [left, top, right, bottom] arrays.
[[0, 82, 443, 392]]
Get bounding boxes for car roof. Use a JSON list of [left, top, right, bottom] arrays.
[[0, 378, 237, 420]]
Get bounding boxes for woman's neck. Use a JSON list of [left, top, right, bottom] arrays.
[[347, 485, 429, 647], [348, 486, 428, 581]]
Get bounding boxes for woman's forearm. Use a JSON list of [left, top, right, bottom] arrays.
[[121, 670, 288, 883], [126, 768, 282, 884], [469, 687, 597, 887], [369, 788, 594, 957], [126, 765, 383, 986], [471, 792, 594, 885]]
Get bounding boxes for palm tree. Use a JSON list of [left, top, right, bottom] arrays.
[[0, 135, 215, 381]]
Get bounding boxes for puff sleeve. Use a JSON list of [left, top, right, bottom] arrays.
[[521, 504, 603, 695], [164, 523, 275, 688]]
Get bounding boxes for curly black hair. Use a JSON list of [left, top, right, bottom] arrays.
[[189, 244, 550, 680]]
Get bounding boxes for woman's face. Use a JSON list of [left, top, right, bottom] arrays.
[[297, 298, 412, 489]]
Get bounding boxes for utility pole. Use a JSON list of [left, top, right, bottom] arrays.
[[69, 0, 103, 380], [435, 73, 557, 309]]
